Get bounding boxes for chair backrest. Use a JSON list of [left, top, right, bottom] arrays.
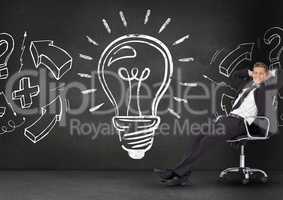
[[264, 69, 280, 135], [244, 116, 270, 139]]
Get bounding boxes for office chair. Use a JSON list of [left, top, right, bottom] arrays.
[[219, 116, 270, 184]]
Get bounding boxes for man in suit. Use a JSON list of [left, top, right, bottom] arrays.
[[154, 62, 283, 186]]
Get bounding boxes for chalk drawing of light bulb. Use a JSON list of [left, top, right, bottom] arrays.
[[0, 33, 14, 79], [98, 34, 173, 159]]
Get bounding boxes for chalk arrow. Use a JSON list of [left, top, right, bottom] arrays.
[[219, 43, 254, 77], [24, 96, 63, 143], [30, 40, 72, 80]]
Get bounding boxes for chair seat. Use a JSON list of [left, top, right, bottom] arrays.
[[227, 135, 269, 143]]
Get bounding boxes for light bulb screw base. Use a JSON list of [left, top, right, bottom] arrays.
[[113, 115, 160, 159]]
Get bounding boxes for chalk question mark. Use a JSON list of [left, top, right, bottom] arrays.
[[0, 33, 14, 79], [264, 27, 283, 69]]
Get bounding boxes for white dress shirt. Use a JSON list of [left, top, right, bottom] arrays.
[[230, 84, 258, 125]]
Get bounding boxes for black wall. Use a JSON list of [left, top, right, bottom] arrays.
[[0, 0, 283, 170]]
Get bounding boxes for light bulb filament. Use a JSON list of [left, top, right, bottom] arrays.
[[118, 67, 150, 116]]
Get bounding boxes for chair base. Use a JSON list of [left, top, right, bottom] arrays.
[[219, 167, 268, 184]]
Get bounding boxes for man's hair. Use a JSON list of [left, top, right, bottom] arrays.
[[253, 62, 268, 72]]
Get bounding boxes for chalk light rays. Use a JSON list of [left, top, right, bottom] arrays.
[[79, 9, 193, 114]]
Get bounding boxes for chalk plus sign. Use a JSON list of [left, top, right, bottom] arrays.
[[12, 77, 40, 109]]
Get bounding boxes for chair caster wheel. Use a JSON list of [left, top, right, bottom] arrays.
[[242, 178, 249, 185], [260, 176, 268, 183]]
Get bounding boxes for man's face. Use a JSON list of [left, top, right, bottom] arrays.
[[252, 67, 268, 85]]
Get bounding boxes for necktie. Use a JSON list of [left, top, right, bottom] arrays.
[[232, 84, 257, 110]]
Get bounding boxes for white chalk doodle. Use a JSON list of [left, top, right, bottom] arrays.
[[202, 74, 237, 91], [89, 102, 104, 113], [112, 116, 160, 159], [24, 95, 63, 143], [170, 77, 198, 87], [98, 34, 173, 159], [102, 19, 111, 34], [81, 88, 97, 95], [144, 9, 151, 25], [173, 96, 188, 104], [219, 43, 254, 77], [202, 74, 214, 82], [210, 48, 224, 64], [12, 77, 40, 109], [0, 92, 8, 118], [108, 46, 137, 66], [264, 27, 283, 69], [86, 35, 99, 46], [0, 106, 5, 117], [158, 18, 171, 33], [0, 92, 16, 116], [172, 34, 190, 46], [0, 92, 26, 135], [18, 31, 27, 72], [0, 33, 14, 79], [213, 112, 225, 122], [0, 118, 26, 135], [178, 82, 198, 87], [64, 97, 71, 112], [118, 67, 151, 116], [119, 11, 127, 27], [178, 57, 194, 62], [168, 108, 181, 119], [30, 40, 73, 80], [77, 73, 93, 78], [79, 53, 93, 60]]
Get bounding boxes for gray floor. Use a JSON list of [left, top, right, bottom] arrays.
[[0, 171, 282, 200]]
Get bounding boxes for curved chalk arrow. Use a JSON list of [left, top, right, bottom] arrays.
[[24, 96, 63, 143], [219, 43, 254, 77], [30, 40, 72, 80]]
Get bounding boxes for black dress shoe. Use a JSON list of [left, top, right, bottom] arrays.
[[163, 174, 191, 186], [153, 168, 175, 180]]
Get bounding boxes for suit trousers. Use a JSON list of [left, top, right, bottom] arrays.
[[173, 116, 246, 177]]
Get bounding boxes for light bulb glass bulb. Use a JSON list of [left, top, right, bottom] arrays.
[[98, 34, 173, 159]]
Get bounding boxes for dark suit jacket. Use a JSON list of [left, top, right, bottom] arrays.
[[228, 68, 283, 136]]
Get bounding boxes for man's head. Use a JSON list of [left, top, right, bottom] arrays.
[[252, 62, 269, 85]]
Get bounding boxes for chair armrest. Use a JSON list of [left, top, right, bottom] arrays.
[[243, 116, 270, 139]]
